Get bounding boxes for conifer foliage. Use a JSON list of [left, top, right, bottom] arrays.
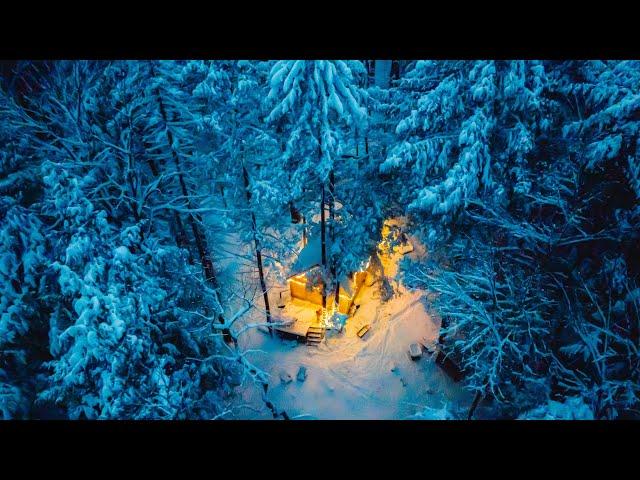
[[1, 60, 638, 419]]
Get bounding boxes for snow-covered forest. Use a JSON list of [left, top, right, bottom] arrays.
[[1, 60, 639, 420]]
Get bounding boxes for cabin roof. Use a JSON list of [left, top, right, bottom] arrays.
[[290, 235, 359, 297], [291, 235, 328, 277]]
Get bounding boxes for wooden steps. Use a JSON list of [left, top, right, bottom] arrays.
[[306, 326, 326, 346]]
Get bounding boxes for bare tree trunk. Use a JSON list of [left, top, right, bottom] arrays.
[[321, 183, 327, 311], [467, 390, 484, 420], [374, 60, 393, 89], [329, 170, 339, 309], [173, 212, 190, 251], [155, 94, 219, 291], [219, 183, 227, 209], [302, 214, 307, 247], [151, 80, 230, 343], [438, 315, 448, 346], [242, 163, 272, 336], [468, 378, 489, 419], [144, 152, 191, 257]]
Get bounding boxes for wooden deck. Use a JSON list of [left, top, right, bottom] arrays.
[[274, 321, 310, 341], [273, 298, 330, 342], [272, 298, 325, 342]]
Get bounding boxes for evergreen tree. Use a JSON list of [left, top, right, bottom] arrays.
[[1, 61, 243, 419], [399, 60, 640, 418], [265, 60, 368, 311]]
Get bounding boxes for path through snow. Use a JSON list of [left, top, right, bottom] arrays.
[[227, 232, 471, 419]]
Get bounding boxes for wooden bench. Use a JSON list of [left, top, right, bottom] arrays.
[[357, 324, 371, 339], [396, 242, 414, 255]]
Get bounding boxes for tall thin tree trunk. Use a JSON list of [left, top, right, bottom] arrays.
[[155, 94, 219, 291], [329, 170, 339, 310], [374, 60, 393, 89], [438, 315, 448, 346], [219, 183, 227, 209], [467, 390, 484, 420], [321, 183, 327, 311], [302, 214, 307, 247], [468, 378, 489, 420], [363, 71, 370, 157], [151, 80, 231, 344], [145, 152, 191, 258], [242, 163, 272, 335]]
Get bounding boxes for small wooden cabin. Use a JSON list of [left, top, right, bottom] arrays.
[[287, 235, 368, 315]]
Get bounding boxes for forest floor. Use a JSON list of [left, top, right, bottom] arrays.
[[215, 221, 472, 419]]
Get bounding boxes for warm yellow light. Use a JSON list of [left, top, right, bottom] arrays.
[[289, 273, 307, 282]]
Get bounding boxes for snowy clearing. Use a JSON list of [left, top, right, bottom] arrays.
[[227, 233, 471, 420]]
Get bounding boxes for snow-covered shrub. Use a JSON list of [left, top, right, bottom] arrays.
[[518, 397, 595, 420], [408, 402, 455, 420], [0, 201, 48, 419]]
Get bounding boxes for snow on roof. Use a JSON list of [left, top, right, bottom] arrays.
[[290, 233, 359, 297], [291, 235, 328, 276], [339, 274, 356, 297], [310, 202, 343, 224]]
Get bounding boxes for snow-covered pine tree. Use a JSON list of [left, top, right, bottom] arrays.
[[265, 60, 369, 311], [402, 60, 640, 419], [149, 60, 297, 414], [394, 60, 554, 415], [542, 60, 640, 418], [151, 60, 287, 337], [380, 61, 500, 230], [0, 194, 49, 418], [1, 61, 244, 419], [1, 76, 59, 419]]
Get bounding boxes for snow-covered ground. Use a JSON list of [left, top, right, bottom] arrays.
[[219, 223, 472, 420]]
